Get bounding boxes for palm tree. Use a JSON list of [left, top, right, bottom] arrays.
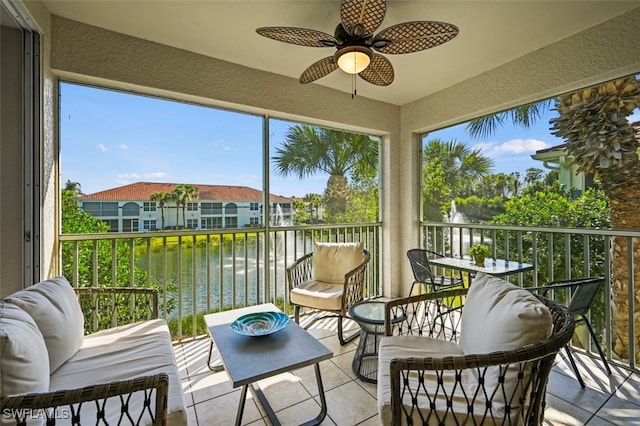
[[64, 180, 84, 196], [172, 184, 199, 228], [272, 125, 378, 217], [422, 139, 494, 220], [303, 193, 323, 223], [150, 191, 171, 230], [467, 76, 640, 362]]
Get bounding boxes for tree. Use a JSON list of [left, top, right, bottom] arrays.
[[303, 193, 323, 223], [272, 125, 378, 218], [150, 191, 171, 230], [468, 75, 640, 362], [551, 77, 640, 362], [422, 139, 494, 220], [171, 184, 199, 228]]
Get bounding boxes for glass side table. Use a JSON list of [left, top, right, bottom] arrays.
[[348, 299, 404, 383]]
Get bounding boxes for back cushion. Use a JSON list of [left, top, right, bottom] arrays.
[[6, 276, 84, 373], [312, 242, 364, 284], [460, 272, 552, 354], [0, 301, 50, 396]]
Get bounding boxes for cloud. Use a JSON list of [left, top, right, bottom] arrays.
[[119, 144, 129, 150], [628, 111, 640, 124], [97, 144, 107, 152], [224, 146, 232, 151], [491, 138, 550, 154], [116, 172, 169, 180]]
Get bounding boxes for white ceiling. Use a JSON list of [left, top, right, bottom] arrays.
[[42, 1, 640, 106]]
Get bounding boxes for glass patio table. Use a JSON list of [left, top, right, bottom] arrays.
[[428, 256, 534, 284]]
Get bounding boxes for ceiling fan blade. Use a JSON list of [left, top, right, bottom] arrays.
[[300, 56, 339, 84], [340, 0, 387, 37], [372, 21, 459, 54], [358, 54, 394, 86], [256, 27, 337, 47]]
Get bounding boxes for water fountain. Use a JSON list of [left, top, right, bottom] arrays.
[[444, 200, 489, 257]]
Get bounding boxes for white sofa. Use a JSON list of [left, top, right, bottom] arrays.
[[0, 276, 187, 425]]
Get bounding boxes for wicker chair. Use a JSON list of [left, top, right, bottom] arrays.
[[287, 243, 370, 345], [1, 286, 170, 426], [378, 275, 575, 426]]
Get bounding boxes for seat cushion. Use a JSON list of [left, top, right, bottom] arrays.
[[0, 301, 50, 397], [290, 280, 344, 311], [50, 319, 187, 426], [5, 276, 84, 372], [377, 336, 489, 426], [312, 242, 364, 284]]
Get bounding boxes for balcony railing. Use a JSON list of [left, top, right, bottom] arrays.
[[59, 223, 381, 340], [422, 221, 640, 373]]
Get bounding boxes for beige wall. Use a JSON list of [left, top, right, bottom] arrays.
[[12, 2, 640, 297]]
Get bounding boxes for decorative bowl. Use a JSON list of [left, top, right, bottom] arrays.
[[230, 311, 290, 336]]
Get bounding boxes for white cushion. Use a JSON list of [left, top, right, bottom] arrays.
[[460, 272, 552, 354], [0, 301, 50, 397], [377, 336, 485, 426], [312, 242, 364, 284], [6, 276, 84, 372], [50, 319, 187, 426], [460, 272, 552, 415], [290, 280, 344, 311]]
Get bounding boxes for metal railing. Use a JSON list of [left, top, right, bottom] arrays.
[[59, 223, 381, 340], [422, 221, 640, 373]]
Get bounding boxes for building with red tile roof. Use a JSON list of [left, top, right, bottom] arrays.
[[80, 182, 293, 232]]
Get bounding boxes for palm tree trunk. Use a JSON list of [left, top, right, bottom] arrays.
[[605, 174, 640, 363], [325, 174, 349, 216]]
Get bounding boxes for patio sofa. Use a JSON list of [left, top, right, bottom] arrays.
[[0, 276, 187, 425], [378, 272, 575, 425]]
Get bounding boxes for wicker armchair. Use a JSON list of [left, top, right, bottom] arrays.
[[1, 285, 172, 425], [378, 275, 575, 426], [287, 243, 370, 345]]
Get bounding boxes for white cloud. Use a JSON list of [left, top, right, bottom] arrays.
[[97, 144, 107, 152], [119, 144, 129, 150], [492, 138, 550, 154], [224, 146, 232, 151], [116, 172, 169, 181], [628, 111, 640, 124]]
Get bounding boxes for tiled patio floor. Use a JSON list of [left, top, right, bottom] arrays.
[[173, 314, 640, 425]]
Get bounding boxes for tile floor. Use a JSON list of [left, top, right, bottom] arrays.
[[173, 314, 640, 425]]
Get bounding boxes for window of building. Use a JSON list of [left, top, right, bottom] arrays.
[[201, 217, 223, 229], [143, 202, 156, 212], [143, 220, 157, 231], [249, 217, 261, 226], [83, 201, 118, 217], [186, 219, 198, 229], [250, 202, 259, 211], [122, 219, 139, 232], [225, 217, 238, 228], [122, 202, 140, 217], [225, 203, 238, 215], [187, 202, 198, 211], [103, 219, 118, 232], [201, 202, 223, 215]]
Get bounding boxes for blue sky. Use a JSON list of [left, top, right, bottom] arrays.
[[60, 82, 640, 198]]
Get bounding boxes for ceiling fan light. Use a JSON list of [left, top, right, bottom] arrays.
[[335, 46, 372, 74]]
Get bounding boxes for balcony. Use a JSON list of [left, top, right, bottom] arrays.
[[173, 313, 640, 425], [60, 221, 640, 423]]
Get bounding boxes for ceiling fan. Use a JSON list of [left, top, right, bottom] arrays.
[[256, 0, 459, 86]]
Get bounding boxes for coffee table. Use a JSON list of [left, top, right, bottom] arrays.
[[205, 303, 333, 426]]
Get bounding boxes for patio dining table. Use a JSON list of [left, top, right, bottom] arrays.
[[428, 256, 534, 284]]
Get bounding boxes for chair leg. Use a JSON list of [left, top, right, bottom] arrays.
[[337, 315, 359, 346], [582, 315, 612, 375], [294, 305, 301, 324], [564, 345, 586, 388]]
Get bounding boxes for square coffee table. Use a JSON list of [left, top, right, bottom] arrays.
[[205, 303, 333, 426]]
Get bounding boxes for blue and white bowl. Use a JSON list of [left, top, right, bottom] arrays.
[[230, 311, 290, 336]]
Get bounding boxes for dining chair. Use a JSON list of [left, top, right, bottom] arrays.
[[528, 276, 611, 388], [406, 248, 464, 295]]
